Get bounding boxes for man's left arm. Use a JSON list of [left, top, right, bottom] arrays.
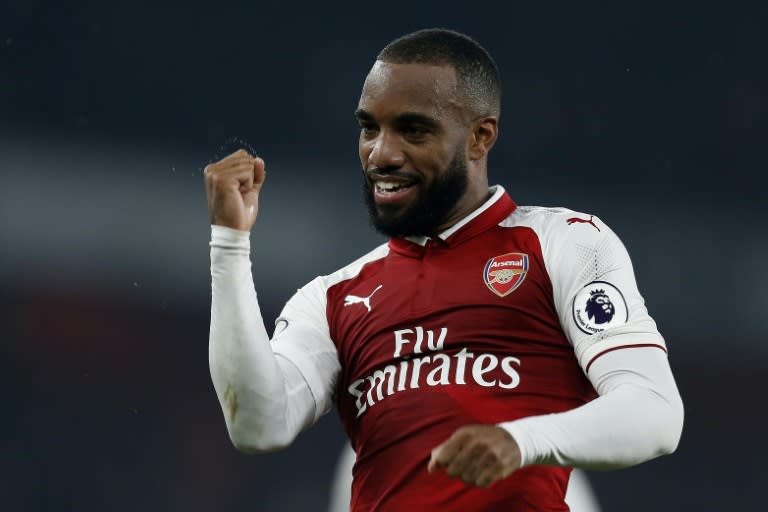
[[429, 347, 683, 487], [429, 212, 684, 487], [501, 345, 683, 469]]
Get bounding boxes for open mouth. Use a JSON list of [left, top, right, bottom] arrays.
[[372, 179, 418, 204], [374, 180, 415, 194]]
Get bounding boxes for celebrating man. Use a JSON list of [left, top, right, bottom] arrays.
[[205, 29, 683, 511]]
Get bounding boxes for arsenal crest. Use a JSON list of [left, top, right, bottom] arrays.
[[483, 252, 529, 297]]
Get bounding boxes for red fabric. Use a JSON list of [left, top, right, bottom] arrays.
[[327, 192, 595, 511]]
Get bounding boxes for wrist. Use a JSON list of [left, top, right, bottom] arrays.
[[497, 421, 532, 467], [211, 225, 251, 249]]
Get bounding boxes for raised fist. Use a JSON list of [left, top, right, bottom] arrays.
[[204, 149, 266, 231]]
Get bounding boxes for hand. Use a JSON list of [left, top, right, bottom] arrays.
[[204, 149, 266, 231], [427, 424, 522, 488]]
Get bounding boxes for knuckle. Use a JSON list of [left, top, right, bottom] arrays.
[[474, 438, 491, 451], [445, 462, 462, 477], [484, 452, 501, 467], [452, 427, 471, 442]]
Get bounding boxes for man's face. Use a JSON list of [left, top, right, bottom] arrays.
[[356, 61, 470, 238]]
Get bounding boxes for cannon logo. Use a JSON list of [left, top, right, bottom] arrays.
[[483, 252, 529, 297]]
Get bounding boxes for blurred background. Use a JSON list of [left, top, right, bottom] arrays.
[[1, 1, 766, 510]]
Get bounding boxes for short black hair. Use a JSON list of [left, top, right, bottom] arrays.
[[377, 28, 501, 118]]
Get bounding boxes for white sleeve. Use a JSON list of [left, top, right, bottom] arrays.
[[499, 212, 683, 468], [500, 346, 683, 469], [271, 274, 342, 422], [208, 225, 338, 452], [545, 214, 666, 369]]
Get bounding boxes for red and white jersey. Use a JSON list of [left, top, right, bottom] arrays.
[[271, 186, 665, 511]]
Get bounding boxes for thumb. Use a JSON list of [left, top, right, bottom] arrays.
[[252, 157, 266, 191], [427, 446, 443, 473]]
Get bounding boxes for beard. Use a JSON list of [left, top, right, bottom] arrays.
[[362, 149, 469, 238]]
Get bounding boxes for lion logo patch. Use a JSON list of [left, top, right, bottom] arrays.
[[572, 281, 628, 335]]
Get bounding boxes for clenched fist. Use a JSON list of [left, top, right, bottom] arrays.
[[204, 149, 266, 231], [428, 424, 522, 488]]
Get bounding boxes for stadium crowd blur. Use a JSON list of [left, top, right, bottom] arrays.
[[1, 2, 765, 510]]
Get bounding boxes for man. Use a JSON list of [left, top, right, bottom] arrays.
[[205, 29, 684, 511]]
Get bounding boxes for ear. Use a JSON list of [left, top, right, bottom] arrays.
[[467, 116, 499, 161]]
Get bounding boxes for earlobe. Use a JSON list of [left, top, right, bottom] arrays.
[[468, 117, 498, 161]]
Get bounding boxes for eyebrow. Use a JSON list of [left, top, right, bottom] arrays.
[[354, 108, 372, 120], [394, 112, 440, 129], [354, 109, 439, 129]]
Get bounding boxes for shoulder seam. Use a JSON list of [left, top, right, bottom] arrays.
[[318, 243, 390, 290]]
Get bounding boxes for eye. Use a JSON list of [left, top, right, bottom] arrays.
[[359, 122, 379, 137], [402, 125, 431, 140]]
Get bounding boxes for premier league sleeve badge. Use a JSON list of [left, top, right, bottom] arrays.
[[572, 281, 628, 335]]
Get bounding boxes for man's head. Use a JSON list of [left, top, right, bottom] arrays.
[[377, 29, 502, 119], [356, 29, 502, 238]]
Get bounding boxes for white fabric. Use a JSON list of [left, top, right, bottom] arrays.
[[209, 225, 315, 451], [500, 346, 683, 469], [566, 469, 602, 512]]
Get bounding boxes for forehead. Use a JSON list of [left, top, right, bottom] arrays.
[[358, 61, 460, 118]]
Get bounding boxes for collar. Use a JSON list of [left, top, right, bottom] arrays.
[[388, 185, 516, 257]]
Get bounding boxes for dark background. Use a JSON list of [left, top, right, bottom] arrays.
[[1, 1, 766, 510]]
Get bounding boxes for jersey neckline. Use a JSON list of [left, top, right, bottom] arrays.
[[388, 185, 517, 257]]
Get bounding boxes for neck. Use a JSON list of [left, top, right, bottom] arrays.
[[436, 182, 491, 233]]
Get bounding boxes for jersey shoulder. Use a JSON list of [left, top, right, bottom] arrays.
[[505, 205, 607, 236], [299, 242, 390, 299], [502, 204, 618, 255], [277, 242, 390, 338]]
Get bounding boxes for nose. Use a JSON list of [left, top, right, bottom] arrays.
[[366, 130, 406, 170]]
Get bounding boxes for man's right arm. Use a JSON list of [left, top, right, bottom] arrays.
[[209, 225, 319, 452], [205, 150, 338, 452]]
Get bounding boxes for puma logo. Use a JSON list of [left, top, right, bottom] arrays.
[[567, 215, 600, 232], [344, 285, 383, 313]]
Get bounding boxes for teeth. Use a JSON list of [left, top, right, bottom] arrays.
[[375, 181, 409, 191]]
